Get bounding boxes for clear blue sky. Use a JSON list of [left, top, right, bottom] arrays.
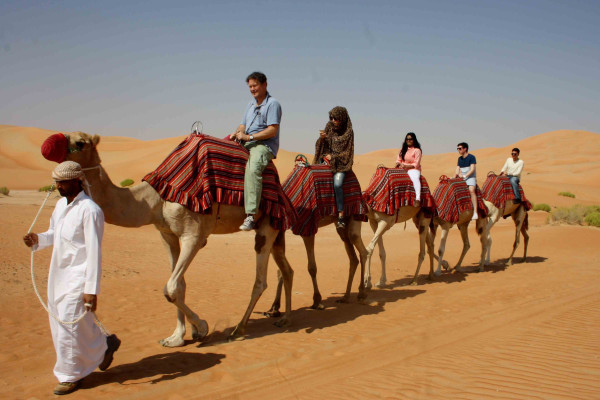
[[1, 0, 599, 155]]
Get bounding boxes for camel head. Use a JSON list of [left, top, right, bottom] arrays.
[[65, 131, 102, 168]]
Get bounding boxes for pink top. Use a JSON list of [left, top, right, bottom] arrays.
[[396, 147, 422, 171]]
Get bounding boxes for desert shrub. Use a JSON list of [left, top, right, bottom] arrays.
[[120, 179, 134, 187], [548, 206, 585, 225], [585, 212, 600, 227], [585, 205, 600, 216], [39, 185, 54, 192], [0, 187, 9, 195], [533, 203, 551, 212], [558, 191, 575, 198]]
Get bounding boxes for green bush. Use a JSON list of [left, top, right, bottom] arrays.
[[39, 185, 54, 192], [585, 212, 600, 227], [0, 187, 9, 195], [585, 205, 600, 216], [533, 203, 551, 212], [558, 191, 575, 198], [120, 179, 134, 187]]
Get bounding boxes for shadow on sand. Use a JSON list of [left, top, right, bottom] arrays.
[[83, 352, 225, 389], [202, 287, 426, 346]]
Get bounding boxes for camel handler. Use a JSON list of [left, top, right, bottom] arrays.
[[22, 161, 120, 396], [500, 147, 525, 203], [230, 71, 282, 231], [453, 142, 479, 220]]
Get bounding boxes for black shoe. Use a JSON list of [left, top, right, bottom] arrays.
[[337, 217, 346, 229], [514, 198, 522, 204], [99, 334, 121, 371]]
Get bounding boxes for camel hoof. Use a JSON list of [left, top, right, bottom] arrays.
[[192, 320, 209, 341], [364, 281, 372, 291], [158, 336, 185, 348], [274, 317, 291, 328], [357, 292, 368, 301], [442, 261, 450, 270], [227, 325, 245, 342], [374, 280, 386, 288], [505, 261, 513, 267], [434, 269, 442, 277], [409, 281, 419, 286], [263, 310, 282, 318], [427, 275, 435, 281], [336, 297, 350, 304], [310, 303, 325, 310], [476, 267, 485, 273]]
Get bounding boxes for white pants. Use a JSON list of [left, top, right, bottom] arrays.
[[407, 169, 421, 201]]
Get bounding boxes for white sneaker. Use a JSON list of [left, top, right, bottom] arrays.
[[239, 215, 255, 231], [472, 212, 478, 221]]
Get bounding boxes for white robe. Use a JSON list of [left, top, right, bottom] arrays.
[[34, 191, 108, 382]]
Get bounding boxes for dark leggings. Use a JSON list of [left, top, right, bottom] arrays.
[[333, 172, 346, 213]]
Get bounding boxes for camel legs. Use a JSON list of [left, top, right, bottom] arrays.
[[484, 210, 502, 266], [269, 231, 294, 328], [162, 234, 209, 348], [452, 222, 471, 273], [433, 222, 452, 276], [228, 222, 280, 341], [302, 235, 325, 309], [507, 208, 527, 266], [336, 219, 368, 303], [409, 214, 435, 285], [521, 215, 529, 262], [475, 217, 489, 272], [365, 216, 392, 290]]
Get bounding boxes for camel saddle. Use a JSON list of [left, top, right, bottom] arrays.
[[282, 156, 367, 236], [142, 134, 297, 231], [432, 176, 488, 223], [482, 172, 532, 213], [362, 166, 436, 220]]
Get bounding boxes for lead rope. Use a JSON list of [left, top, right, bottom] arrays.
[[28, 184, 110, 336]]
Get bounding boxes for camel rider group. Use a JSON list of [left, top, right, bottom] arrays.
[[23, 70, 524, 395]]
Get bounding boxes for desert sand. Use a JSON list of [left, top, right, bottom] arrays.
[[1, 125, 599, 399]]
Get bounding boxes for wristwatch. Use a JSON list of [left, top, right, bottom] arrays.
[[249, 135, 254, 141]]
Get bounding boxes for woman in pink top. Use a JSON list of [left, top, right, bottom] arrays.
[[395, 132, 423, 206]]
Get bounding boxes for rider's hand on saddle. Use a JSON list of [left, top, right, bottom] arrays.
[[325, 154, 332, 161], [23, 233, 38, 247], [499, 171, 505, 175], [319, 130, 326, 138], [234, 131, 247, 142]]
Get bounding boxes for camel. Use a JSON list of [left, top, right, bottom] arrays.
[[64, 132, 294, 346], [483, 200, 529, 266], [364, 206, 435, 288], [430, 211, 488, 275], [266, 216, 368, 317]]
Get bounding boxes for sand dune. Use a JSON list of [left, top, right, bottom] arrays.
[[2, 125, 599, 208], [1, 124, 600, 398]]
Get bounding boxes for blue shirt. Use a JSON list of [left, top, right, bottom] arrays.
[[457, 154, 477, 168], [241, 92, 282, 158]]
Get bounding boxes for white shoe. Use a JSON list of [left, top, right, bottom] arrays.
[[239, 215, 255, 231], [472, 212, 478, 221]]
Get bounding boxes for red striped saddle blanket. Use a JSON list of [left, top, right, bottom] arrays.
[[362, 167, 436, 219], [282, 162, 367, 236], [142, 134, 297, 231], [432, 176, 488, 223], [482, 173, 532, 212]]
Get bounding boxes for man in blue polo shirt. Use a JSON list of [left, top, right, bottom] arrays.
[[230, 71, 282, 231]]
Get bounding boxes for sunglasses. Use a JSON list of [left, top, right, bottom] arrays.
[[457, 147, 463, 151], [511, 152, 518, 155], [329, 116, 338, 121], [406, 138, 414, 141]]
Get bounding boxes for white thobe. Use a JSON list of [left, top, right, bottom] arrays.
[[33, 191, 108, 382]]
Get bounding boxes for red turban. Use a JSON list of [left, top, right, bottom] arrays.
[[41, 133, 68, 163]]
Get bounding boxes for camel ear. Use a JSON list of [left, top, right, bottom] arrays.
[[92, 134, 100, 146]]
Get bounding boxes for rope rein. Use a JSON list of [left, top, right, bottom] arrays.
[[28, 184, 110, 336]]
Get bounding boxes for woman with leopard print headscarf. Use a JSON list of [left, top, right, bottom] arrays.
[[313, 106, 355, 229]]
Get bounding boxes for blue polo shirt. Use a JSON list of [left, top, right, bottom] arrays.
[[241, 92, 282, 158]]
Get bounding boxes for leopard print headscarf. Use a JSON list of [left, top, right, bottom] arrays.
[[313, 106, 354, 173]]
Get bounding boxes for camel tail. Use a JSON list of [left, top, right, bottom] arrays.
[[522, 212, 529, 232]]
